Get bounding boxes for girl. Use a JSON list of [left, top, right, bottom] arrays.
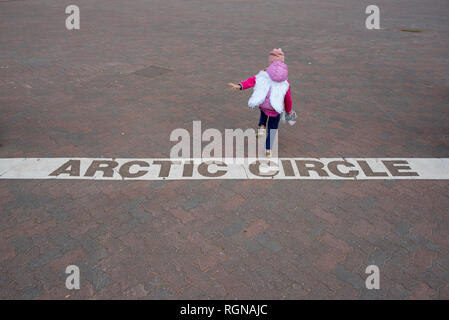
[[228, 48, 294, 157]]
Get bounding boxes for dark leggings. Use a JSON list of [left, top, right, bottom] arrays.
[[258, 110, 280, 150]]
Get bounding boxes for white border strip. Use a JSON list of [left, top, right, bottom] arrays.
[[0, 158, 448, 180]]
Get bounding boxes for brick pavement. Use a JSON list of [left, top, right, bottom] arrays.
[[0, 0, 448, 299]]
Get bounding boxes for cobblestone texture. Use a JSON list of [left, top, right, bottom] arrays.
[[0, 0, 448, 299]]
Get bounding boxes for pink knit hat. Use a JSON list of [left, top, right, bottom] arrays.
[[269, 48, 285, 65], [266, 61, 288, 82]]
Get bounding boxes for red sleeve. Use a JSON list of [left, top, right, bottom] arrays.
[[240, 76, 256, 90], [284, 87, 292, 113]]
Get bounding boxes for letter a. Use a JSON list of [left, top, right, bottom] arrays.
[[365, 265, 380, 289], [170, 128, 191, 159], [65, 265, 80, 290], [66, 5, 80, 30], [49, 160, 81, 177], [365, 5, 380, 30]]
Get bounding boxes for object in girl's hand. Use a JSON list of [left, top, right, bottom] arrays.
[[285, 110, 297, 125], [285, 110, 297, 121]]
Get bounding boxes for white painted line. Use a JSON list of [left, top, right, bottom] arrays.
[[0, 158, 448, 180]]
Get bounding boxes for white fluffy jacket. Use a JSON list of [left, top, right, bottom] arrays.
[[248, 70, 290, 114]]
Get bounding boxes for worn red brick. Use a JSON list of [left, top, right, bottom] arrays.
[[243, 219, 269, 238], [169, 207, 194, 224]]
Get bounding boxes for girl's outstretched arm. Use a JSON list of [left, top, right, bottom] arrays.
[[228, 76, 256, 91], [227, 82, 242, 90], [239, 76, 256, 90]]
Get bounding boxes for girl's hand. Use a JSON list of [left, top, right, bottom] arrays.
[[227, 83, 241, 91]]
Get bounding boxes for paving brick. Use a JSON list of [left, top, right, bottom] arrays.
[[243, 219, 269, 238], [18, 285, 43, 300], [52, 234, 80, 254], [241, 238, 264, 254], [416, 271, 446, 291], [311, 207, 339, 225], [393, 220, 413, 238], [181, 195, 205, 211], [366, 247, 389, 267], [331, 265, 365, 291], [255, 233, 283, 253], [359, 288, 385, 300], [129, 206, 153, 224], [220, 220, 246, 237], [358, 196, 378, 212], [10, 234, 33, 254], [386, 283, 411, 300], [315, 249, 346, 273], [85, 267, 113, 292], [28, 250, 63, 271], [170, 207, 194, 224], [48, 207, 73, 223], [410, 283, 438, 300], [320, 232, 353, 254]]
